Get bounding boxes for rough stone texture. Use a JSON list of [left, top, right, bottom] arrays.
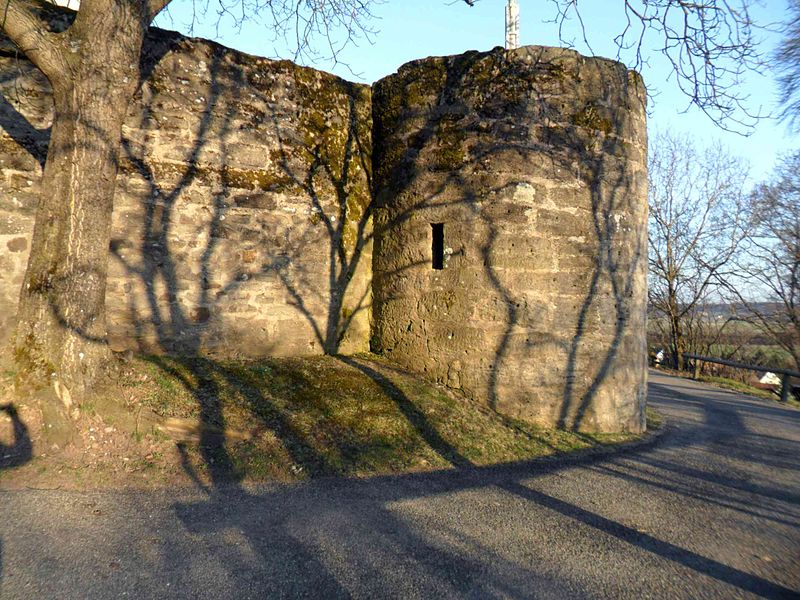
[[0, 29, 373, 358], [1, 34, 647, 432], [371, 47, 648, 432]]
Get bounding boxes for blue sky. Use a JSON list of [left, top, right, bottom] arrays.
[[155, 0, 795, 183]]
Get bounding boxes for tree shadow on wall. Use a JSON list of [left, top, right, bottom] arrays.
[[370, 48, 646, 432], [262, 92, 372, 355], [549, 97, 646, 431], [1, 23, 473, 491], [0, 6, 72, 167], [0, 71, 49, 168], [105, 33, 429, 487], [110, 38, 379, 360], [106, 36, 368, 485]]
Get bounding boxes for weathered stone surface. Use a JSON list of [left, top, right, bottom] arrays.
[[1, 35, 647, 432], [0, 28, 373, 358], [5, 237, 27, 252], [371, 46, 648, 432]]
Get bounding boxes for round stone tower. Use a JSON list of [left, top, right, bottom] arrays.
[[371, 46, 648, 432]]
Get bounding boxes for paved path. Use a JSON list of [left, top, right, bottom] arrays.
[[1, 372, 799, 599]]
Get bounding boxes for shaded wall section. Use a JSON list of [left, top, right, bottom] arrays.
[[0, 29, 373, 358], [371, 47, 648, 432]]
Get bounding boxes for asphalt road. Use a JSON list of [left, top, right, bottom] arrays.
[[1, 371, 798, 599]]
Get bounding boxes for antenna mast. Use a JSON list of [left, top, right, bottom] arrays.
[[505, 0, 520, 50]]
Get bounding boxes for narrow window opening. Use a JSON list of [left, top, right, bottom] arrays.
[[431, 223, 444, 270]]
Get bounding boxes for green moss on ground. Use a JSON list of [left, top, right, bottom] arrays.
[[646, 407, 664, 430], [1, 354, 644, 489], [127, 353, 638, 482]]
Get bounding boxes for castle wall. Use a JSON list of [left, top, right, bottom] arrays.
[[0, 30, 373, 358], [1, 34, 648, 432], [371, 47, 648, 432]]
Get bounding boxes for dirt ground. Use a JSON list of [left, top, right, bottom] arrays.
[[0, 388, 188, 490]]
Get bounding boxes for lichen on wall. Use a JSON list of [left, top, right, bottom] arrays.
[[0, 27, 373, 359], [371, 46, 648, 433]]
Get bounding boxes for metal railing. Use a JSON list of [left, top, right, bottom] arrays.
[[683, 353, 800, 403]]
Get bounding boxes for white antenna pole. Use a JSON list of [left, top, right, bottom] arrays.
[[505, 0, 520, 50]]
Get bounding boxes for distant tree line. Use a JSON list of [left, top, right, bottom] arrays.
[[647, 134, 800, 374]]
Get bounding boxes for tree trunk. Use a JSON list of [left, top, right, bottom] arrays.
[[667, 302, 685, 371], [11, 7, 145, 423]]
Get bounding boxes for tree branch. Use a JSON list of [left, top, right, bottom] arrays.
[[0, 0, 64, 79], [146, 0, 172, 23]]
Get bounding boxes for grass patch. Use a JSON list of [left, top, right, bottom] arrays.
[[646, 407, 664, 430], [115, 353, 641, 483]]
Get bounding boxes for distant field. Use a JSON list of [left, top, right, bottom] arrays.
[[646, 314, 797, 395]]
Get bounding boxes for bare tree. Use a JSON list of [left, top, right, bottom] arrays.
[[725, 151, 800, 370], [648, 131, 749, 370], [543, 0, 766, 132], [775, 0, 800, 129]]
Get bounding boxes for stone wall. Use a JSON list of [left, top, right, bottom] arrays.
[[371, 47, 648, 432], [0, 29, 373, 358], [1, 32, 647, 432]]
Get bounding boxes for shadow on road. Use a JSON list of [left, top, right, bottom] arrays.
[[167, 374, 799, 598]]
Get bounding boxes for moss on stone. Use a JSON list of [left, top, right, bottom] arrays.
[[373, 59, 448, 187], [401, 61, 447, 109], [261, 59, 373, 259], [117, 158, 300, 194], [430, 117, 467, 171], [572, 104, 613, 134], [11, 331, 55, 389], [221, 165, 298, 192], [341, 179, 372, 255]]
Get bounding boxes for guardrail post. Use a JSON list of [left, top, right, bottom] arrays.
[[780, 373, 791, 403], [693, 359, 700, 380]]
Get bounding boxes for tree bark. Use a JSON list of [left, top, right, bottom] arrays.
[[11, 2, 146, 415], [667, 294, 685, 371]]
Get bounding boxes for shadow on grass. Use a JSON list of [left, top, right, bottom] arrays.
[[150, 361, 796, 598], [168, 380, 798, 598], [143, 354, 471, 484], [336, 355, 472, 469]]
